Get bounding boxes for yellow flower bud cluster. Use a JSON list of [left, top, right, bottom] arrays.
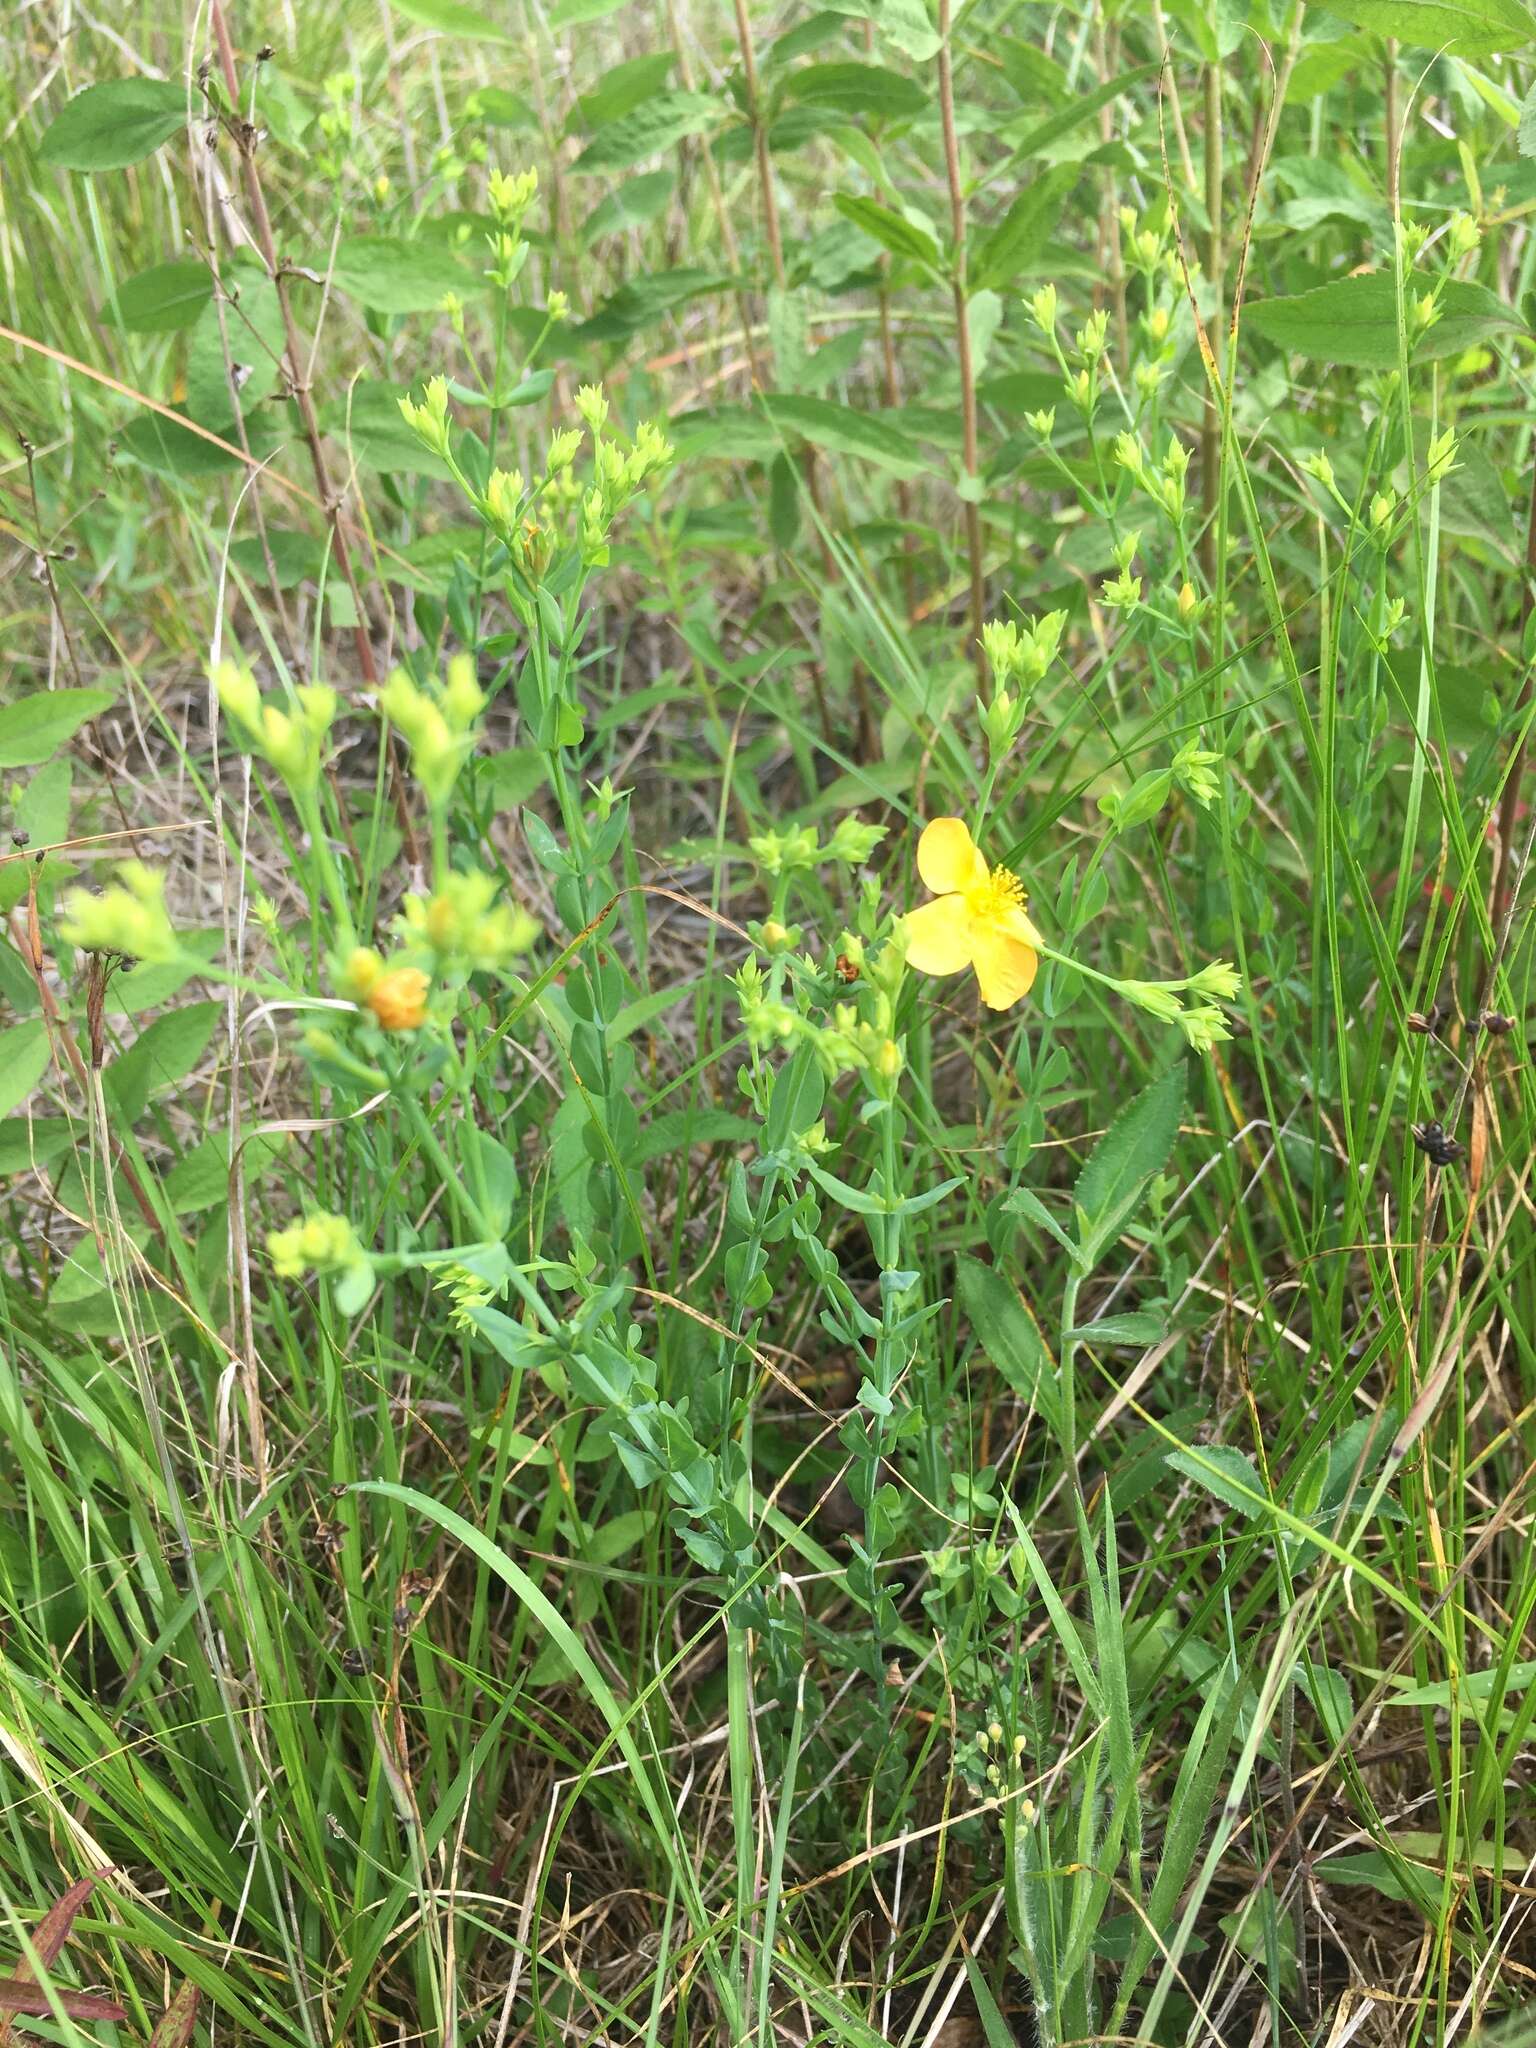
[[487, 166, 538, 227], [400, 869, 539, 972], [213, 658, 338, 795], [338, 946, 430, 1032], [1114, 433, 1190, 520], [398, 375, 453, 459], [980, 611, 1065, 755], [579, 405, 675, 567], [268, 1209, 366, 1280], [380, 655, 485, 809], [61, 861, 177, 963]]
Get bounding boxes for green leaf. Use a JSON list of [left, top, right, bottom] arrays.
[[962, 1958, 1018, 2048], [760, 392, 924, 476], [105, 1002, 222, 1123], [784, 62, 928, 118], [0, 688, 116, 768], [39, 80, 188, 172], [326, 236, 477, 314], [551, 0, 627, 20], [832, 194, 941, 268], [227, 530, 327, 591], [465, 87, 537, 128], [581, 169, 675, 243], [106, 929, 221, 1015], [321, 384, 452, 477], [0, 1022, 52, 1117], [573, 268, 730, 343], [970, 165, 1079, 290], [0, 1118, 71, 1176], [1001, 64, 1156, 166], [384, 0, 514, 39], [1166, 1442, 1267, 1518], [107, 260, 212, 333], [14, 757, 73, 849], [868, 0, 941, 61], [1245, 273, 1519, 370], [1324, 0, 1533, 51], [185, 263, 287, 427], [955, 1255, 1059, 1423], [765, 1045, 825, 1151], [573, 92, 722, 173], [635, 1109, 757, 1165], [1067, 1311, 1167, 1348], [118, 408, 251, 478], [570, 52, 676, 132], [1521, 76, 1536, 154], [1072, 1061, 1185, 1266]]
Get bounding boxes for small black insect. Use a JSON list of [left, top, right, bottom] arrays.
[[1411, 1120, 1463, 1168], [340, 1645, 371, 1676]]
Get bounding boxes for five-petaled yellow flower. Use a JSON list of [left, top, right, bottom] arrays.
[[903, 818, 1042, 1012]]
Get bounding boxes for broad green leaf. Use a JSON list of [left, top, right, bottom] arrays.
[[385, 0, 514, 39], [108, 260, 212, 333], [970, 165, 1079, 289], [570, 52, 675, 132], [784, 62, 928, 118], [1000, 64, 1156, 166], [765, 1044, 825, 1150], [1072, 1060, 1185, 1264], [0, 1022, 52, 1117], [322, 383, 452, 477], [105, 1002, 222, 1122], [760, 392, 925, 476], [39, 80, 188, 172], [768, 286, 811, 391], [326, 236, 477, 314], [573, 92, 722, 173], [14, 757, 73, 849], [0, 689, 116, 768], [1066, 1311, 1167, 1347], [480, 748, 548, 807], [1324, 0, 1533, 51], [227, 531, 327, 591], [1521, 76, 1536, 154], [635, 1109, 756, 1165], [574, 268, 729, 343], [185, 263, 287, 427], [833, 194, 941, 268], [870, 0, 941, 61], [118, 409, 249, 478], [465, 87, 537, 127], [582, 170, 675, 243], [0, 1118, 71, 1175], [1166, 1442, 1266, 1519], [106, 929, 221, 1015], [1245, 274, 1518, 369], [955, 1255, 1059, 1423]]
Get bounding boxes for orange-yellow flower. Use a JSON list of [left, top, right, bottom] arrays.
[[366, 965, 430, 1032], [903, 817, 1042, 1012]]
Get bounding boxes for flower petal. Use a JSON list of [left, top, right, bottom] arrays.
[[917, 817, 988, 896], [971, 929, 1038, 1010], [903, 897, 975, 976], [1000, 900, 1043, 949]]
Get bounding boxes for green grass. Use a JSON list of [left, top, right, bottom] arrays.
[[3, 2, 1536, 2044]]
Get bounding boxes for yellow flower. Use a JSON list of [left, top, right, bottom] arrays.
[[903, 818, 1042, 1012], [366, 965, 430, 1032]]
